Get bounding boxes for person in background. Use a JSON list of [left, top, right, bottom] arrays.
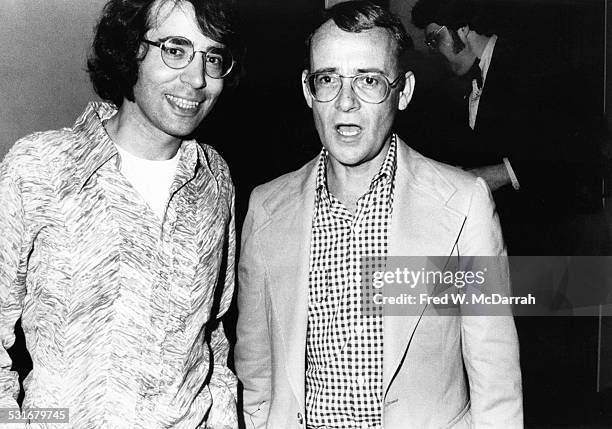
[[411, 0, 581, 256], [412, 0, 607, 425]]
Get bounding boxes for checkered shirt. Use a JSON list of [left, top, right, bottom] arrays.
[[305, 135, 397, 429]]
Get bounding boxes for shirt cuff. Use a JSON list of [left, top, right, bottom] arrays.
[[503, 157, 520, 190]]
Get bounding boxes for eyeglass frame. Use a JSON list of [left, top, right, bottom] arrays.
[[142, 36, 235, 79], [303, 71, 406, 104], [425, 25, 447, 51]]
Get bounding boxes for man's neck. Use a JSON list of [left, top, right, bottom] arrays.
[[326, 138, 391, 213], [466, 32, 492, 63], [104, 103, 181, 161]]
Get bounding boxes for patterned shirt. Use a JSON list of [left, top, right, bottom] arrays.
[[305, 136, 397, 429], [0, 102, 237, 428]]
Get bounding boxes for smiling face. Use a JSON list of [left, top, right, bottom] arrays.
[[125, 0, 225, 143], [302, 21, 414, 169]]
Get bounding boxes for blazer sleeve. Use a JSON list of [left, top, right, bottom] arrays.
[[457, 177, 524, 428], [234, 189, 271, 429]]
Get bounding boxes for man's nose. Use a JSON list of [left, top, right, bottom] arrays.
[[334, 80, 360, 112], [180, 53, 207, 89]]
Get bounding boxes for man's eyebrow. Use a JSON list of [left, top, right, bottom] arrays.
[[311, 67, 338, 74], [154, 35, 225, 49], [200, 39, 225, 49], [310, 67, 388, 75], [356, 68, 386, 74]]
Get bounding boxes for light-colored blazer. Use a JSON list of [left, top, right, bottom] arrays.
[[235, 138, 523, 429]]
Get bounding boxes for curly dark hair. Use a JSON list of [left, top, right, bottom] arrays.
[[87, 0, 243, 107], [304, 1, 413, 73]]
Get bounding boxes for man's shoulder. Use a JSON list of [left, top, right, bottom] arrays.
[[2, 127, 76, 172], [399, 139, 480, 193], [197, 142, 232, 178], [194, 143, 235, 209], [254, 159, 315, 194], [488, 37, 562, 94], [248, 157, 318, 211], [397, 138, 492, 218]]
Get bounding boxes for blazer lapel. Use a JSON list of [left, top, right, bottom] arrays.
[[257, 142, 470, 403], [383, 140, 466, 396], [258, 160, 318, 409]]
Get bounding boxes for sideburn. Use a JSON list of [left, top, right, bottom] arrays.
[[450, 29, 465, 54]]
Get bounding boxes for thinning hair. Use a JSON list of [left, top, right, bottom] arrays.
[[304, 0, 414, 72]]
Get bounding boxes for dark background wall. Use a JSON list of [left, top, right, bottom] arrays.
[[201, 0, 607, 227]]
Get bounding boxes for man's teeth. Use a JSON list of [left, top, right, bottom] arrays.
[[337, 125, 361, 136], [166, 95, 200, 109]]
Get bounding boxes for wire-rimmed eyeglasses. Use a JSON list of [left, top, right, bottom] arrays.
[[143, 36, 234, 79], [425, 25, 446, 51], [304, 72, 405, 104]]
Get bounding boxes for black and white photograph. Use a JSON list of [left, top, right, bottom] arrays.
[[0, 0, 611, 428]]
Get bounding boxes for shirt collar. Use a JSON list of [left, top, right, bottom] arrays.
[[315, 134, 398, 194], [72, 101, 203, 192], [478, 34, 498, 85]]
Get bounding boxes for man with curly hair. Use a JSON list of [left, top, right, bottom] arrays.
[[0, 1, 241, 428]]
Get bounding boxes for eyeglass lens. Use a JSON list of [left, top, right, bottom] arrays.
[[160, 37, 233, 78], [308, 73, 391, 104], [425, 26, 444, 50]]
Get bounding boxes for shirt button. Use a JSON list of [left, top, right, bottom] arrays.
[[355, 324, 364, 335], [353, 225, 362, 234], [361, 422, 369, 429], [354, 273, 362, 284], [357, 375, 366, 387]]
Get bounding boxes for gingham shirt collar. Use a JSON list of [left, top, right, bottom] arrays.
[[315, 134, 398, 197]]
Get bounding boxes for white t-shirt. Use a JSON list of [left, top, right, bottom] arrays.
[[115, 144, 180, 219]]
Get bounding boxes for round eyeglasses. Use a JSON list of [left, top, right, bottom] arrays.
[[425, 25, 446, 51], [143, 36, 234, 79], [304, 72, 405, 104]]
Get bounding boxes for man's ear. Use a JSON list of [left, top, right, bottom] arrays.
[[398, 71, 415, 111], [457, 25, 470, 43], [136, 41, 148, 61], [301, 70, 313, 109]]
